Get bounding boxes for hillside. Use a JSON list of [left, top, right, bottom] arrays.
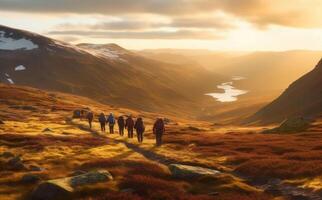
[[139, 49, 322, 91], [1, 84, 322, 200], [0, 25, 222, 118], [247, 58, 322, 124]]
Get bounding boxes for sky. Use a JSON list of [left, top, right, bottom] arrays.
[[0, 0, 322, 51]]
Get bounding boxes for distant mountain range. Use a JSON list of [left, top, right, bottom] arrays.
[[247, 58, 322, 124], [0, 25, 222, 117]]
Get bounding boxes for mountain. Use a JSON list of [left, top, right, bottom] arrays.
[[0, 25, 222, 117], [139, 49, 322, 92], [247, 58, 322, 124]]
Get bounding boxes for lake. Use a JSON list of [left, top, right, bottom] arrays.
[[205, 77, 248, 102]]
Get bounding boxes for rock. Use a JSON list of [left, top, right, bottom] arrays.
[[42, 128, 53, 133], [21, 173, 41, 184], [31, 181, 72, 200], [0, 120, 4, 124], [208, 192, 219, 196], [69, 170, 87, 177], [70, 170, 113, 187], [184, 126, 204, 131], [29, 165, 43, 172], [264, 117, 311, 133], [169, 164, 221, 179], [31, 170, 113, 200], [7, 156, 26, 170], [1, 151, 14, 158]]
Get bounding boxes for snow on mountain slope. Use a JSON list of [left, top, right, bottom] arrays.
[[77, 43, 129, 62], [15, 65, 26, 71], [0, 24, 222, 118], [0, 30, 38, 50]]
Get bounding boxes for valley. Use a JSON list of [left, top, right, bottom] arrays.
[[1, 84, 322, 200]]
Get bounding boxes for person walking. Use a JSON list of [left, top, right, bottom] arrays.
[[98, 113, 106, 132], [125, 115, 134, 138], [134, 117, 145, 143], [86, 111, 94, 129], [107, 113, 115, 134], [117, 116, 125, 136], [153, 118, 165, 146]]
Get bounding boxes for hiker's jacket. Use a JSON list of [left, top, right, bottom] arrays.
[[153, 119, 165, 134], [134, 118, 145, 133], [118, 117, 125, 127], [87, 112, 94, 121], [99, 114, 106, 123], [125, 117, 134, 128], [107, 114, 115, 125]]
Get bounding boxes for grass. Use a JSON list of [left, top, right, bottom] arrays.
[[1, 84, 322, 199]]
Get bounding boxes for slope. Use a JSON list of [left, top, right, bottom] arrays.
[[247, 58, 322, 124]]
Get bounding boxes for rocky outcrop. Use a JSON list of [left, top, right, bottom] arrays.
[[31, 170, 113, 200], [169, 164, 221, 178], [263, 117, 311, 133]]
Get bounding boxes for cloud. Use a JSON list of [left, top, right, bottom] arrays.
[[56, 15, 235, 31], [48, 29, 222, 40], [0, 0, 321, 28]]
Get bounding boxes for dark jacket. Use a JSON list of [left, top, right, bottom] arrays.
[[87, 112, 94, 121], [153, 119, 165, 134], [117, 116, 125, 127], [134, 118, 145, 133], [125, 117, 134, 129], [98, 114, 106, 123]]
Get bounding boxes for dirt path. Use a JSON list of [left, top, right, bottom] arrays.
[[68, 119, 321, 200]]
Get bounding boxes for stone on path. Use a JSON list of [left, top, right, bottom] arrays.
[[31, 170, 113, 200], [42, 128, 53, 133], [169, 164, 221, 178]]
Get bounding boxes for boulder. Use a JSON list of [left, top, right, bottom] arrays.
[[169, 164, 221, 178], [7, 156, 26, 170], [264, 117, 311, 133], [70, 170, 113, 187], [21, 173, 41, 184], [42, 128, 53, 133], [69, 170, 87, 177], [31, 170, 113, 200]]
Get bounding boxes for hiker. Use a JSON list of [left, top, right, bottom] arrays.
[[98, 113, 106, 132], [107, 113, 115, 134], [125, 115, 134, 138], [134, 117, 145, 143], [153, 118, 165, 146], [80, 109, 85, 120], [86, 111, 94, 129], [117, 116, 125, 136]]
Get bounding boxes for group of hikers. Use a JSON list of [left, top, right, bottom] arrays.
[[85, 111, 165, 146]]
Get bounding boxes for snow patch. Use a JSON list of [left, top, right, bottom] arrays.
[[15, 65, 26, 71], [79, 44, 127, 62], [7, 78, 14, 84], [5, 73, 10, 77], [0, 31, 38, 50]]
